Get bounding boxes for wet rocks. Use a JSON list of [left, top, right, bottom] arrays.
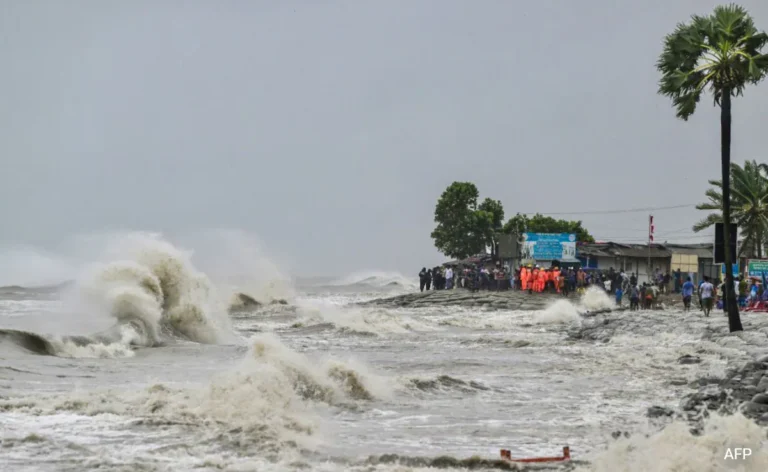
[[751, 393, 768, 404], [677, 355, 702, 365], [647, 406, 674, 418], [360, 290, 563, 311]]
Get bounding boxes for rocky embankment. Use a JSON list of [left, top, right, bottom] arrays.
[[360, 289, 562, 310], [572, 307, 768, 427]]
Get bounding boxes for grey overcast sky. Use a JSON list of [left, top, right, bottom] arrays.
[[1, 0, 768, 278]]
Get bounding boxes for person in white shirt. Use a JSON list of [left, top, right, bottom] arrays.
[[699, 276, 716, 317], [445, 267, 454, 290]]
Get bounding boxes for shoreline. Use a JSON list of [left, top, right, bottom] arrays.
[[364, 287, 768, 430]]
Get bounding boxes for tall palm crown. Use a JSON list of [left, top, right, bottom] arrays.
[[657, 4, 768, 119], [657, 4, 768, 333], [694, 161, 768, 258]]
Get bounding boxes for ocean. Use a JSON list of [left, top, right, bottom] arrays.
[[1, 233, 767, 471]]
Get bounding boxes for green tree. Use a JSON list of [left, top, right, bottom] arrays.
[[694, 160, 768, 258], [478, 198, 505, 257], [502, 213, 595, 243], [431, 182, 504, 259], [657, 4, 768, 332]]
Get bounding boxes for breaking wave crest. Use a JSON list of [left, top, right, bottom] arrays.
[[0, 233, 238, 358], [0, 334, 385, 452], [78, 234, 233, 345]]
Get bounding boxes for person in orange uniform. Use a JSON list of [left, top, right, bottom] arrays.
[[520, 266, 529, 293], [553, 268, 561, 293], [538, 268, 547, 293], [531, 266, 540, 292]]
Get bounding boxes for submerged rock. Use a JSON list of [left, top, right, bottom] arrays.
[[647, 406, 674, 418], [677, 355, 702, 365]]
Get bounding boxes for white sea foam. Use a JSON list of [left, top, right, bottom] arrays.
[[581, 413, 768, 472], [534, 299, 582, 324], [297, 301, 436, 335], [581, 286, 616, 311], [0, 334, 385, 453], [70, 232, 235, 346]]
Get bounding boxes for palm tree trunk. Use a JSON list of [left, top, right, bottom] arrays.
[[721, 90, 743, 332]]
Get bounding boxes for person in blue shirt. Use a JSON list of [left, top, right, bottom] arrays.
[[682, 277, 695, 312], [615, 286, 623, 307]]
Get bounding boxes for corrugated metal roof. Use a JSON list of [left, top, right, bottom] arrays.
[[577, 242, 671, 258], [663, 243, 713, 258]]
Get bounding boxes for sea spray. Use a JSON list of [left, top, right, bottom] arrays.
[[580, 413, 768, 472], [73, 232, 234, 345], [535, 299, 582, 324], [179, 229, 296, 306], [534, 286, 615, 324], [581, 286, 615, 312]]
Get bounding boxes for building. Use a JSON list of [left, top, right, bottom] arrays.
[[576, 241, 718, 284], [577, 242, 672, 284], [663, 243, 718, 285]]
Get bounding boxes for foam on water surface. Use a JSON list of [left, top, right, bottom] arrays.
[[3, 241, 768, 470]]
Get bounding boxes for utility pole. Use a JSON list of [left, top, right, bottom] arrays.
[[648, 215, 654, 283]]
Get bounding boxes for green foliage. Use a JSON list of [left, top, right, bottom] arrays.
[[657, 4, 768, 120], [431, 182, 505, 259], [502, 213, 595, 243], [478, 198, 505, 231], [694, 160, 768, 257]]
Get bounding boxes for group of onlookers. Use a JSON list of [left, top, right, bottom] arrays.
[[418, 264, 510, 292]]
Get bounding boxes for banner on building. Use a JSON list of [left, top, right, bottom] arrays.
[[747, 259, 768, 277], [521, 233, 577, 261]]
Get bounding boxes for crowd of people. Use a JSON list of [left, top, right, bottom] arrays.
[[418, 262, 768, 316], [418, 265, 509, 292]]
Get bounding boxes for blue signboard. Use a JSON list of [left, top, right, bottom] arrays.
[[521, 233, 577, 260]]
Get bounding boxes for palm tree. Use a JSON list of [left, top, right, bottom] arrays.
[[657, 4, 768, 332], [694, 160, 768, 259]]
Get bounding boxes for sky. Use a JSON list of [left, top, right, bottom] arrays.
[[1, 0, 768, 278]]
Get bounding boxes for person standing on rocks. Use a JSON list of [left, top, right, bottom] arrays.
[[426, 269, 432, 291], [681, 276, 695, 312], [630, 285, 640, 310], [419, 268, 427, 292], [445, 266, 454, 290], [699, 276, 715, 317]]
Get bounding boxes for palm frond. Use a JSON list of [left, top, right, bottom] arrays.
[[693, 213, 721, 232], [658, 4, 768, 117]]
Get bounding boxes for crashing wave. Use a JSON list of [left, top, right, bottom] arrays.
[[0, 334, 385, 452], [0, 234, 237, 357]]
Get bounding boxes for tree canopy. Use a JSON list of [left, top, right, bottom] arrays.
[[502, 213, 595, 243], [657, 4, 768, 120], [694, 160, 768, 258], [430, 182, 505, 259]]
